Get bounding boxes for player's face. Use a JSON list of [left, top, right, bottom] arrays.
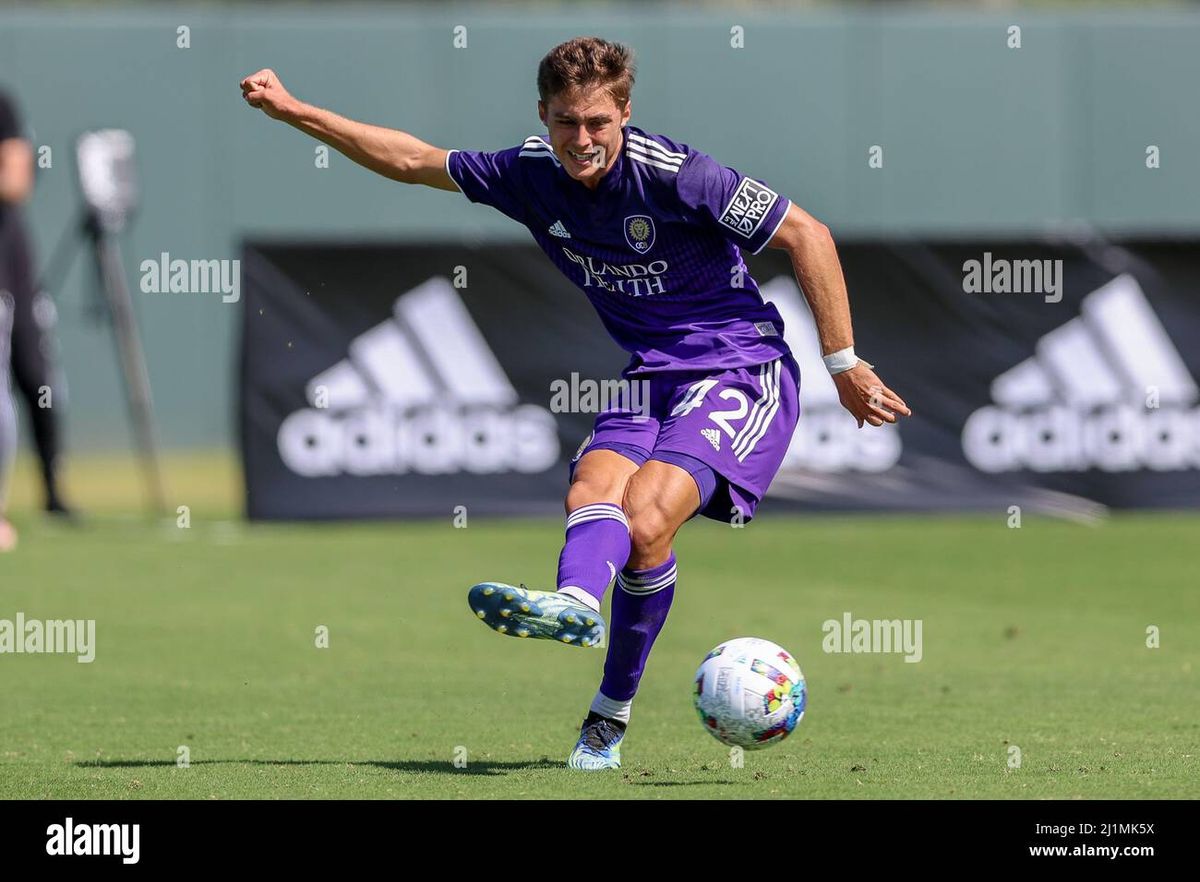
[[539, 87, 631, 188]]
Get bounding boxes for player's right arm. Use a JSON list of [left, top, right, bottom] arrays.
[[239, 69, 457, 192]]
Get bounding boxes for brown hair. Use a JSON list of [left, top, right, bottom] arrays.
[[537, 37, 636, 108]]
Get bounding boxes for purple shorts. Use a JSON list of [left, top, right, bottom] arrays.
[[569, 356, 801, 523]]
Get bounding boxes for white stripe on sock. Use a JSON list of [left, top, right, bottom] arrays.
[[617, 568, 676, 595], [569, 502, 624, 516], [565, 503, 628, 531], [565, 510, 629, 530], [618, 564, 677, 586], [620, 571, 676, 586]]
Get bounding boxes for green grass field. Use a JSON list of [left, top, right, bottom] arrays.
[[1, 455, 1197, 799]]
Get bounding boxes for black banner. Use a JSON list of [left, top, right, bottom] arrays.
[[239, 239, 1200, 519], [239, 243, 621, 519]]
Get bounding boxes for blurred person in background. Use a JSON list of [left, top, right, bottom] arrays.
[[0, 86, 75, 529], [0, 272, 13, 550]]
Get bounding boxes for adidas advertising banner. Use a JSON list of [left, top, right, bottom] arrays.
[[240, 244, 624, 519], [240, 240, 1200, 520]]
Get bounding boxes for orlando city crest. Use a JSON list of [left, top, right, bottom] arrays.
[[624, 214, 656, 254]]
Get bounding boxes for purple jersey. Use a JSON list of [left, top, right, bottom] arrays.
[[447, 125, 793, 375]]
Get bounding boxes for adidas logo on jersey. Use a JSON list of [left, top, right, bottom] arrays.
[[962, 274, 1200, 473], [276, 277, 560, 477], [701, 428, 721, 452], [548, 220, 571, 238]]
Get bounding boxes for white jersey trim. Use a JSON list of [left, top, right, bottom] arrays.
[[627, 132, 686, 161], [444, 148, 464, 195], [520, 136, 560, 165], [752, 200, 792, 255], [627, 145, 682, 174]]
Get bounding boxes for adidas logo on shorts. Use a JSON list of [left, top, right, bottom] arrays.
[[701, 427, 721, 452]]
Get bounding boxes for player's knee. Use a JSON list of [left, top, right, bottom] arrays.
[[565, 472, 625, 512], [623, 495, 674, 558], [628, 519, 671, 560]]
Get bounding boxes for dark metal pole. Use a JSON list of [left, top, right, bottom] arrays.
[[91, 224, 166, 515]]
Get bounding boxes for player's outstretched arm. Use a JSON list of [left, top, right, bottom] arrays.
[[239, 69, 457, 191], [766, 203, 912, 428]]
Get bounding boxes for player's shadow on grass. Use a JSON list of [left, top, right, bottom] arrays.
[[76, 758, 562, 776], [629, 779, 740, 787]]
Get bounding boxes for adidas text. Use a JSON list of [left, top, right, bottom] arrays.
[[964, 403, 1200, 472], [279, 404, 559, 476]]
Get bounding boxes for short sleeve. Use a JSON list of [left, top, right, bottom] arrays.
[[674, 150, 790, 254], [0, 90, 22, 142], [446, 146, 529, 225]]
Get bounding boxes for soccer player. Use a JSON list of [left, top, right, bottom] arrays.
[[241, 36, 910, 769], [0, 280, 13, 552], [0, 87, 37, 550]]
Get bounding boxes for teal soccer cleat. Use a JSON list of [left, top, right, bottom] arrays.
[[467, 582, 605, 647], [567, 712, 626, 770]]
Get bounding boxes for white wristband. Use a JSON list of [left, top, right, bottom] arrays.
[[823, 346, 872, 375]]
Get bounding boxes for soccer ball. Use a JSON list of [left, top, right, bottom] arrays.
[[693, 637, 806, 750]]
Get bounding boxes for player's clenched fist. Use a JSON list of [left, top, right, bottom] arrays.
[[240, 69, 295, 120]]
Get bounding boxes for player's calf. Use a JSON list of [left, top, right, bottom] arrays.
[[556, 448, 640, 611]]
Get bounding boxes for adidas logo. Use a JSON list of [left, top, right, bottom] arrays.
[[277, 277, 560, 477], [701, 427, 721, 452], [548, 220, 571, 239], [758, 276, 902, 473], [962, 274, 1199, 473]]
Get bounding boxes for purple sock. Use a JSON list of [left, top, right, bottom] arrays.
[[597, 554, 677, 709], [555, 503, 631, 611]]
